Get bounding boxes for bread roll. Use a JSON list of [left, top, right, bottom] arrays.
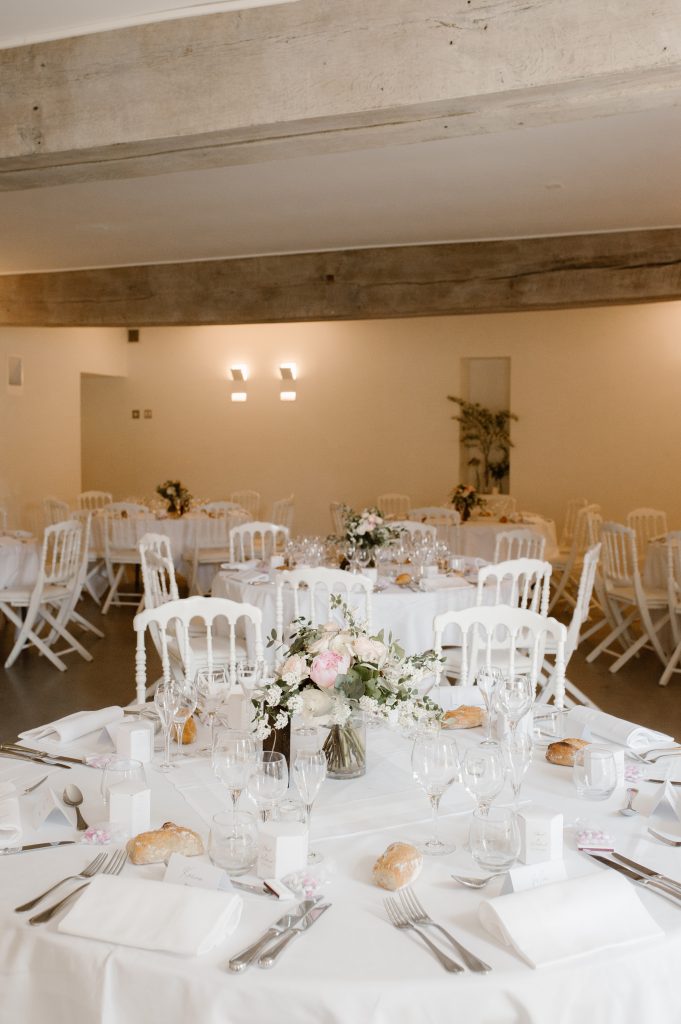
[[546, 737, 589, 766], [127, 821, 204, 865], [372, 842, 423, 891], [181, 716, 197, 744], [442, 705, 485, 730], [395, 573, 412, 586]]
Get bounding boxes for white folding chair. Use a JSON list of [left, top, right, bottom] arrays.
[[479, 494, 516, 518], [659, 532, 681, 687], [433, 605, 567, 707], [271, 495, 294, 532], [0, 520, 93, 671], [493, 528, 545, 563], [133, 595, 264, 704], [627, 508, 668, 562], [183, 509, 235, 595], [231, 490, 260, 519], [476, 558, 552, 615], [229, 521, 289, 562], [101, 502, 151, 614], [63, 510, 106, 638], [139, 533, 179, 610], [78, 491, 113, 511], [549, 504, 600, 612], [330, 502, 346, 535], [392, 520, 437, 544], [43, 497, 70, 527], [377, 493, 411, 519], [275, 567, 373, 653]]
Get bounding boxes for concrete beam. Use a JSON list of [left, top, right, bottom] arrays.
[[2, 229, 681, 326], [2, 0, 681, 189]]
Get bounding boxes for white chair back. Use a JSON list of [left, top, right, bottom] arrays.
[[476, 558, 552, 615], [275, 567, 373, 646], [392, 520, 437, 543], [41, 518, 83, 585], [659, 533, 681, 686], [202, 501, 245, 515], [272, 495, 295, 531], [377, 493, 410, 519], [479, 494, 516, 518], [559, 497, 589, 549], [78, 491, 113, 511], [139, 533, 179, 610], [330, 502, 346, 535], [600, 522, 638, 588], [229, 521, 289, 561], [626, 508, 668, 557], [102, 502, 150, 558], [586, 507, 603, 546], [493, 528, 545, 563], [231, 490, 260, 518], [565, 544, 601, 659], [43, 497, 70, 526]]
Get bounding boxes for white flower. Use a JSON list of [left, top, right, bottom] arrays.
[[353, 636, 387, 666], [254, 721, 272, 740], [287, 694, 304, 715], [359, 695, 379, 714], [274, 711, 289, 730], [309, 634, 332, 655], [264, 684, 282, 707], [281, 654, 307, 685], [329, 700, 352, 726], [329, 631, 355, 659], [301, 688, 334, 719]]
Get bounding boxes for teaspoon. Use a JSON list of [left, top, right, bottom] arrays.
[[62, 784, 89, 831]]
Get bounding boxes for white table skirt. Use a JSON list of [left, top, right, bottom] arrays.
[[1, 714, 681, 1023], [0, 536, 40, 590], [459, 519, 558, 562]]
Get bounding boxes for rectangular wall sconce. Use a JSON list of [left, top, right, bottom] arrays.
[[280, 390, 297, 402], [231, 391, 248, 403], [279, 363, 297, 381], [230, 365, 248, 382]]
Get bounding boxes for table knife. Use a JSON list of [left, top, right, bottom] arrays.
[[228, 897, 321, 972], [258, 903, 331, 968], [1, 841, 76, 855], [0, 749, 72, 769], [1, 745, 87, 766], [231, 880, 279, 898], [611, 852, 681, 895], [643, 779, 681, 785], [588, 853, 681, 906]]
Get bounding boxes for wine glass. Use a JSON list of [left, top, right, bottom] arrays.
[[411, 730, 460, 855], [237, 660, 264, 699], [247, 751, 288, 823], [292, 749, 327, 864], [504, 731, 533, 809], [470, 807, 520, 872], [154, 679, 182, 772], [460, 742, 505, 816], [171, 676, 198, 762], [495, 674, 534, 736], [475, 666, 504, 745], [212, 729, 256, 811], [195, 666, 230, 749]]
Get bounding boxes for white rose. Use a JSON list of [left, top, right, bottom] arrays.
[[353, 636, 387, 666], [309, 634, 332, 655], [281, 654, 307, 683], [330, 631, 355, 659], [301, 688, 334, 720]]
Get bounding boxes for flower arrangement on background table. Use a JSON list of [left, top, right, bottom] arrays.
[[156, 480, 192, 516], [450, 483, 485, 522], [338, 505, 401, 566]]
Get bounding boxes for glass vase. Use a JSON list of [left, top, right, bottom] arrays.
[[323, 709, 366, 779]]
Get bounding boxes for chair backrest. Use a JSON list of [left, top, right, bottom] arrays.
[[271, 495, 294, 531], [626, 508, 668, 557], [275, 567, 373, 643], [377, 493, 410, 519], [330, 501, 346, 535], [600, 522, 639, 588], [229, 521, 289, 561], [666, 532, 681, 648], [0, 504, 7, 533], [479, 494, 517, 518], [133, 595, 264, 704], [78, 490, 113, 511], [43, 497, 71, 526], [102, 502, 150, 557], [559, 497, 589, 548], [139, 533, 179, 610], [585, 507, 603, 547], [193, 508, 231, 551], [476, 558, 552, 615], [564, 543, 601, 659], [493, 528, 545, 563], [409, 507, 462, 525], [39, 519, 83, 586], [570, 503, 600, 558], [433, 604, 567, 704], [231, 490, 260, 519], [392, 520, 437, 543]]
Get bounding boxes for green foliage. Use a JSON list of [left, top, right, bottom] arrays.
[[447, 395, 518, 491]]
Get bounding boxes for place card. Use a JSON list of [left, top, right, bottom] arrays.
[[164, 852, 232, 892], [257, 821, 308, 879], [517, 805, 563, 864], [649, 781, 681, 830], [500, 859, 567, 894], [29, 787, 74, 830]]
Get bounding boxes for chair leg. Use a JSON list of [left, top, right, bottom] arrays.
[[4, 613, 67, 671], [67, 607, 105, 638], [585, 605, 638, 663], [102, 565, 125, 614], [659, 638, 681, 687], [40, 607, 93, 663], [609, 612, 670, 674]]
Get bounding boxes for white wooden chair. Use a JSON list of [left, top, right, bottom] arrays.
[[627, 508, 668, 561], [377, 493, 410, 519], [77, 491, 113, 511], [139, 533, 179, 610], [0, 519, 93, 671], [275, 567, 373, 651], [479, 494, 516, 518], [330, 502, 346, 535], [392, 520, 437, 544], [101, 502, 151, 613], [585, 522, 669, 672], [549, 503, 599, 612], [229, 521, 289, 562], [558, 497, 589, 551], [63, 510, 106, 639], [43, 497, 70, 527], [0, 505, 8, 533], [659, 532, 681, 687], [231, 490, 260, 519], [272, 495, 294, 532], [493, 528, 545, 563], [184, 508, 246, 595], [433, 605, 567, 707], [133, 595, 264, 704], [476, 558, 552, 615]]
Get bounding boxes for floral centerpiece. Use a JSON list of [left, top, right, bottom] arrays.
[[156, 479, 192, 516], [253, 600, 441, 778], [340, 505, 401, 565], [450, 483, 485, 522]]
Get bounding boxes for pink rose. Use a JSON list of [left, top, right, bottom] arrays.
[[309, 650, 350, 690]]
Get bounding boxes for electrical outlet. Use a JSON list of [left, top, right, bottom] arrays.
[[132, 409, 140, 419], [144, 409, 152, 419]]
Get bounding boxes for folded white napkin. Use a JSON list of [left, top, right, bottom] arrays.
[[19, 706, 124, 744], [0, 782, 22, 849], [420, 576, 471, 591], [567, 706, 674, 751], [479, 871, 662, 969], [433, 684, 485, 711], [58, 874, 243, 956], [220, 559, 259, 572]]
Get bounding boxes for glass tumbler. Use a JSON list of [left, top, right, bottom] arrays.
[[573, 745, 618, 801], [470, 807, 520, 871], [208, 810, 258, 875]]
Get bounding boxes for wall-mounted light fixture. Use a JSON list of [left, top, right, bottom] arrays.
[[280, 391, 297, 402], [279, 363, 297, 401], [279, 363, 297, 381], [230, 365, 249, 402]]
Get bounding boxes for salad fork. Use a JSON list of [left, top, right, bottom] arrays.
[[15, 852, 107, 912], [398, 888, 492, 972], [384, 896, 464, 973], [29, 849, 127, 925]]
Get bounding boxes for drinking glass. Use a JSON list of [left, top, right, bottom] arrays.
[[411, 730, 460, 855], [475, 666, 504, 745], [503, 731, 533, 809], [292, 749, 327, 864], [209, 811, 258, 875], [495, 674, 534, 736], [212, 729, 257, 811], [573, 745, 618, 801], [171, 676, 198, 762], [236, 661, 264, 699], [196, 667, 231, 748], [154, 678, 182, 771], [248, 751, 288, 822], [460, 742, 505, 816], [101, 757, 145, 808], [470, 807, 520, 871]]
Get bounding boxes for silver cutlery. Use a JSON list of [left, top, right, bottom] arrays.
[[384, 896, 464, 973], [15, 852, 107, 912], [397, 887, 492, 972], [587, 853, 681, 907], [231, 879, 279, 898], [611, 852, 681, 895], [62, 784, 89, 831], [647, 827, 681, 847], [258, 903, 331, 968], [619, 787, 639, 817], [228, 897, 321, 972], [628, 747, 681, 764], [28, 849, 127, 925], [2, 841, 76, 857], [1, 744, 88, 766], [643, 779, 681, 786], [450, 871, 506, 889], [0, 749, 72, 770], [19, 775, 48, 795]]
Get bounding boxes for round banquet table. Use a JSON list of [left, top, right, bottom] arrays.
[[458, 517, 559, 562], [1, 703, 680, 1024], [0, 535, 40, 590]]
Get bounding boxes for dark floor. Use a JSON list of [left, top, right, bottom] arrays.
[[0, 599, 680, 742]]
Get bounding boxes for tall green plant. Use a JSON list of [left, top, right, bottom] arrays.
[[447, 396, 518, 491]]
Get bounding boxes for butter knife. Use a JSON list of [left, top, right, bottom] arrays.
[[588, 853, 681, 906], [231, 880, 278, 898], [611, 852, 681, 896], [0, 749, 72, 769], [258, 903, 331, 968], [1, 841, 76, 856], [228, 897, 321, 972]]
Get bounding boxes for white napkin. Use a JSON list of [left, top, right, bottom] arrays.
[[420, 576, 471, 591], [0, 782, 22, 849], [433, 684, 485, 711], [58, 874, 243, 956], [19, 706, 124, 744], [567, 706, 674, 751], [479, 871, 662, 968], [220, 559, 259, 572]]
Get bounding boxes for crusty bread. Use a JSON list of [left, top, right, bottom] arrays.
[[181, 716, 197, 744], [372, 842, 423, 891], [127, 821, 204, 865], [395, 573, 412, 586], [546, 737, 589, 766], [442, 705, 484, 730]]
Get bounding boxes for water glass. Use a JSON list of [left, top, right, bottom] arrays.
[[154, 679, 182, 771], [236, 661, 264, 698], [495, 675, 534, 734], [196, 667, 231, 746], [101, 757, 145, 808], [411, 730, 460, 855], [209, 811, 258, 875], [248, 751, 288, 822], [503, 731, 533, 809], [573, 745, 618, 801], [461, 742, 505, 815], [470, 807, 520, 871], [292, 749, 327, 863], [172, 677, 198, 760], [212, 729, 257, 810]]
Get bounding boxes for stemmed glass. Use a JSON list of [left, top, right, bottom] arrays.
[[475, 666, 504, 746], [292, 749, 327, 864], [411, 730, 460, 855], [247, 751, 288, 823], [504, 731, 533, 810], [237, 661, 264, 699], [171, 676, 198, 762], [154, 679, 182, 772], [196, 667, 231, 749], [495, 674, 534, 737], [212, 729, 256, 811], [460, 742, 505, 816]]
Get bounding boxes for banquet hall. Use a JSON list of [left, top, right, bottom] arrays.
[[1, 3, 681, 1022]]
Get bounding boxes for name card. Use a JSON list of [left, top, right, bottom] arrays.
[[29, 787, 74, 830], [257, 821, 308, 880], [164, 852, 232, 892], [518, 804, 563, 864], [649, 781, 681, 830], [500, 859, 567, 894]]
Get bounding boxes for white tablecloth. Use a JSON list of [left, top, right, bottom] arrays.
[[1, 714, 681, 1023], [0, 536, 40, 590], [459, 519, 558, 562]]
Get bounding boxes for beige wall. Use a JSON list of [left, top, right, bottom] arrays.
[[0, 327, 127, 528], [81, 303, 681, 536]]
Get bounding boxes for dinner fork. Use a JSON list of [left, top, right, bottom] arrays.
[[384, 896, 464, 973], [398, 888, 492, 973], [28, 850, 127, 925], [15, 852, 107, 912], [627, 747, 681, 764]]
